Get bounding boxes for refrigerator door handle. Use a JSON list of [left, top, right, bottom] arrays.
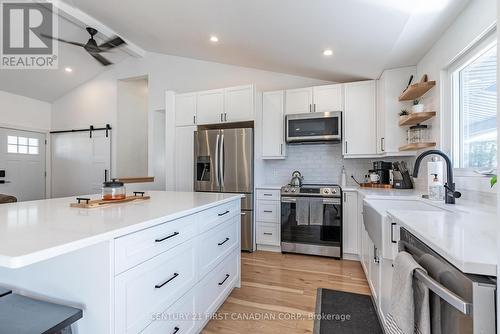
[[215, 133, 220, 187], [219, 133, 225, 188]]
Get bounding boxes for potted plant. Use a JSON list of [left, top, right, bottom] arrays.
[[399, 109, 409, 122], [412, 99, 424, 113], [491, 175, 497, 188]]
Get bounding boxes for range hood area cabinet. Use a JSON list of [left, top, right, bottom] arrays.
[[174, 84, 255, 126], [285, 84, 343, 115], [376, 67, 417, 155], [262, 91, 286, 159]]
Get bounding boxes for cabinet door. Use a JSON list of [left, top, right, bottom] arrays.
[[197, 89, 224, 125], [369, 242, 380, 303], [285, 87, 313, 115], [175, 93, 197, 126], [224, 85, 254, 122], [344, 80, 377, 155], [175, 126, 196, 191], [313, 84, 343, 112], [342, 191, 358, 255], [262, 91, 285, 158]]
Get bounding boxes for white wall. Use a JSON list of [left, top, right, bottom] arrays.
[[116, 78, 149, 177], [0, 90, 51, 131], [52, 51, 332, 190], [414, 0, 497, 197]]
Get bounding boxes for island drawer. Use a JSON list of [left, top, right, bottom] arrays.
[[195, 249, 239, 325], [114, 215, 197, 274], [115, 240, 197, 334], [141, 289, 197, 334], [197, 217, 239, 279], [197, 200, 240, 234]]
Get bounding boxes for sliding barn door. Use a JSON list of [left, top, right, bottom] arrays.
[[51, 131, 111, 198]]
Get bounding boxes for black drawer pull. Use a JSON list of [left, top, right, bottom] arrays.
[[155, 232, 180, 243], [218, 237, 230, 246], [263, 210, 273, 213], [391, 222, 397, 244], [263, 193, 272, 196], [155, 273, 179, 289], [218, 274, 230, 286], [172, 327, 180, 334], [263, 232, 273, 236], [218, 210, 230, 216]]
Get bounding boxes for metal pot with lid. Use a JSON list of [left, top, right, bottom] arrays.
[[289, 171, 304, 187]]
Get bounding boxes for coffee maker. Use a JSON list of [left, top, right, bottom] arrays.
[[372, 161, 392, 185]]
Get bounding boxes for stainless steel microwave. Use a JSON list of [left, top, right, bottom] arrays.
[[285, 111, 342, 144]]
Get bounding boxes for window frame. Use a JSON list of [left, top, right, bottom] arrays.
[[445, 30, 497, 176]]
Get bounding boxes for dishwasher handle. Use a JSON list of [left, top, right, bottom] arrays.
[[414, 268, 472, 315]]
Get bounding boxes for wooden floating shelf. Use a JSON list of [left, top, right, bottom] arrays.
[[399, 111, 436, 126], [399, 142, 436, 151], [399, 81, 436, 101]]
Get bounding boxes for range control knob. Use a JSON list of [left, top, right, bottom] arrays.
[[291, 188, 296, 193], [284, 188, 289, 193], [333, 189, 337, 194], [323, 188, 330, 194]]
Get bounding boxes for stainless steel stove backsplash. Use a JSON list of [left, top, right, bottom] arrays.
[[262, 144, 414, 186]]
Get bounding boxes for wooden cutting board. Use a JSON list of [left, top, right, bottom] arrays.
[[70, 195, 150, 208], [359, 183, 392, 189]]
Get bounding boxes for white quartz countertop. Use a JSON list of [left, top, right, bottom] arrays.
[[388, 208, 497, 276], [0, 191, 242, 269]]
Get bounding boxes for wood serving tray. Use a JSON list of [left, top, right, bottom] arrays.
[[70, 195, 150, 208], [359, 183, 393, 189]]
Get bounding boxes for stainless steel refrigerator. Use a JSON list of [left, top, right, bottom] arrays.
[[194, 128, 254, 252]]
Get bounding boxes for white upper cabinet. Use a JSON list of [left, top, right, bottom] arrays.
[[313, 84, 344, 112], [262, 91, 286, 159], [175, 92, 197, 126], [344, 80, 377, 156], [224, 85, 255, 123], [285, 87, 313, 115], [196, 89, 225, 125], [377, 67, 416, 155]]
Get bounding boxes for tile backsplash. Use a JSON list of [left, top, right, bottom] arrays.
[[262, 144, 413, 186]]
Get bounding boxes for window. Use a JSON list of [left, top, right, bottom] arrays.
[[7, 136, 39, 155], [450, 37, 497, 170]]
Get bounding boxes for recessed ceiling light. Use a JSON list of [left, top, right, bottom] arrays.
[[323, 49, 333, 56], [210, 35, 219, 43], [65, 67, 73, 73]]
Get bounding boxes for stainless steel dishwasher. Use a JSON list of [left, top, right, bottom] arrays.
[[399, 228, 496, 334]]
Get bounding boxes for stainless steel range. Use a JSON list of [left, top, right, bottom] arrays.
[[280, 184, 342, 258]]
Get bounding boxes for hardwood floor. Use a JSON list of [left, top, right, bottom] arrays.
[[202, 251, 370, 334]]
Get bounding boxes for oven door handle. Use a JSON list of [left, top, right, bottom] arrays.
[[281, 197, 340, 205], [413, 268, 472, 315]]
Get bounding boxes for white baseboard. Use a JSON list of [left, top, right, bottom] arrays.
[[256, 244, 281, 252], [342, 253, 360, 261]]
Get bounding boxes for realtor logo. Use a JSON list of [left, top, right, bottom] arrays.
[[1, 0, 58, 69]]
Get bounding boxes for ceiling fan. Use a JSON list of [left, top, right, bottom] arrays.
[[42, 27, 126, 66]]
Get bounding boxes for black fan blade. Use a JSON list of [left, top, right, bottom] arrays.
[[40, 34, 86, 47], [99, 36, 126, 50], [89, 53, 113, 66]]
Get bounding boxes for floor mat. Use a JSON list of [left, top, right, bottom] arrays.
[[313, 288, 383, 334]]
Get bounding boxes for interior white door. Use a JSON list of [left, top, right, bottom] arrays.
[[197, 89, 225, 125], [175, 92, 197, 126], [0, 128, 46, 201], [175, 126, 196, 191], [285, 87, 313, 115], [262, 91, 285, 158], [51, 130, 111, 198], [313, 84, 344, 112], [344, 80, 377, 155], [224, 85, 254, 122]]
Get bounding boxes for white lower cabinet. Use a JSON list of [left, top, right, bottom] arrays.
[[114, 199, 241, 334], [255, 188, 281, 250], [342, 191, 358, 256]]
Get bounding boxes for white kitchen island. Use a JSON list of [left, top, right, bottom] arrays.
[[0, 191, 242, 334]]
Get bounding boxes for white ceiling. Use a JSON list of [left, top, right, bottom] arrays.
[[0, 0, 470, 102], [62, 0, 470, 82], [0, 8, 129, 102]]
